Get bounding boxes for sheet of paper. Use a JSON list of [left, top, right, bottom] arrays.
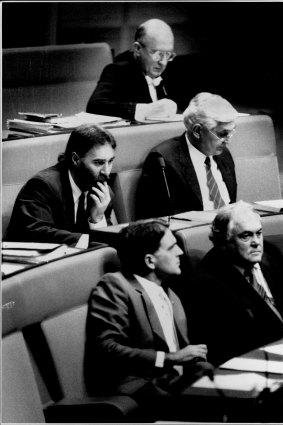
[[193, 373, 281, 393], [172, 210, 217, 223], [2, 242, 60, 251], [221, 357, 283, 374], [260, 343, 283, 356], [50, 112, 123, 128]]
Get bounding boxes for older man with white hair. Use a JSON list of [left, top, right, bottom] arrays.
[[87, 19, 178, 121], [185, 201, 283, 367], [137, 92, 238, 219]]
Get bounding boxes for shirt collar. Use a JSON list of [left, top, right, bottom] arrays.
[[185, 133, 208, 162], [68, 170, 84, 203], [144, 75, 162, 87]]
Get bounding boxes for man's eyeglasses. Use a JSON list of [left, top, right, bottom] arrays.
[[207, 128, 236, 143], [138, 41, 176, 62]]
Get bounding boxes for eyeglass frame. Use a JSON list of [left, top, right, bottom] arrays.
[[207, 127, 236, 143], [137, 41, 176, 62]]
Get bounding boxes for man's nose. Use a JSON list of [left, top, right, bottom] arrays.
[[251, 234, 261, 245], [101, 162, 112, 175]]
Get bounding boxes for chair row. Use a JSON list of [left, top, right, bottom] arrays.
[[3, 213, 283, 422], [2, 42, 113, 130], [2, 245, 139, 423], [2, 115, 281, 237]]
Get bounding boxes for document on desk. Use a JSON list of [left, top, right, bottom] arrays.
[[221, 357, 283, 374], [172, 210, 217, 223], [193, 373, 281, 396], [50, 112, 128, 128]]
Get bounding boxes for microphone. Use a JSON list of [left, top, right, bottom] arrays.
[[155, 154, 172, 222]]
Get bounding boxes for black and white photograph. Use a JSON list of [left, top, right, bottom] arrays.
[[2, 1, 283, 423]]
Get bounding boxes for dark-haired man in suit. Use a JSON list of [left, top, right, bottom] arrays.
[[84, 219, 214, 421], [185, 201, 283, 367], [87, 19, 178, 121], [6, 124, 116, 248], [136, 92, 238, 219]]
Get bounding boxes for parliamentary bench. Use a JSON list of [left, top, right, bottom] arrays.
[[2, 245, 140, 423], [2, 115, 282, 238], [2, 42, 113, 130]]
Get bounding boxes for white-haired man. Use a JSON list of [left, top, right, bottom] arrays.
[[137, 92, 238, 219], [185, 201, 283, 366]]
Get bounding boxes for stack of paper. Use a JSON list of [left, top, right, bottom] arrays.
[[2, 242, 79, 264], [7, 112, 130, 134]]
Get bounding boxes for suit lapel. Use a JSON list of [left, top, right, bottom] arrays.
[[130, 277, 167, 344], [168, 288, 190, 346], [59, 164, 76, 229], [214, 151, 234, 200], [175, 135, 203, 206]]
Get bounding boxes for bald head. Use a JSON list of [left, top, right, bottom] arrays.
[[134, 19, 175, 79], [135, 19, 174, 45]]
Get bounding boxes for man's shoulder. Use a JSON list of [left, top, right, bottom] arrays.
[[151, 133, 186, 156]]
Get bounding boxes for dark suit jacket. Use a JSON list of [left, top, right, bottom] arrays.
[[6, 162, 113, 246], [184, 243, 283, 367], [86, 50, 173, 120], [84, 271, 208, 398], [136, 133, 237, 219]]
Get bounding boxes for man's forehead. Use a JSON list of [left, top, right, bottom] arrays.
[[233, 212, 262, 233], [85, 144, 115, 159]]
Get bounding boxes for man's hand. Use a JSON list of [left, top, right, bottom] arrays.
[[165, 344, 208, 366], [88, 181, 111, 224], [145, 98, 177, 119]]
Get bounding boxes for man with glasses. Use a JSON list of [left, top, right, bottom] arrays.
[[87, 19, 178, 121], [136, 92, 238, 218]]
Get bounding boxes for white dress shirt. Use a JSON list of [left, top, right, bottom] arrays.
[[68, 171, 107, 248], [134, 76, 162, 121], [134, 274, 182, 374], [186, 134, 230, 210]]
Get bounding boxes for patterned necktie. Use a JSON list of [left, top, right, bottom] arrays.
[[205, 156, 225, 209], [244, 267, 283, 321], [75, 192, 89, 232]]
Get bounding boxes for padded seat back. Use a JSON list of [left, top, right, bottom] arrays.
[[2, 43, 113, 129], [42, 305, 88, 398], [2, 246, 119, 413], [229, 115, 281, 201], [175, 225, 212, 270], [2, 331, 45, 423]]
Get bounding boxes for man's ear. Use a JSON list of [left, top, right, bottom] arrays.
[[133, 41, 141, 57], [144, 253, 156, 271], [71, 152, 81, 167], [192, 123, 201, 139]]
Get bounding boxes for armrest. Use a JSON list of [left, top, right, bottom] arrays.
[[44, 395, 139, 422]]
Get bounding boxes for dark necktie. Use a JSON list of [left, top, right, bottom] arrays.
[[205, 157, 225, 209], [244, 267, 283, 321], [75, 192, 89, 233], [156, 81, 167, 100]]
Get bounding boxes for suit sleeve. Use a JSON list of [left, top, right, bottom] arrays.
[[85, 274, 157, 371], [6, 176, 82, 246], [86, 63, 137, 120]]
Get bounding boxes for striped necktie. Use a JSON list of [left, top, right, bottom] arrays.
[[205, 156, 225, 209], [244, 267, 283, 321]]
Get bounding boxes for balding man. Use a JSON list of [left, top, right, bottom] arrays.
[[136, 92, 238, 219], [87, 19, 178, 121]]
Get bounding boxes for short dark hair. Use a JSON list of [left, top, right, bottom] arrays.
[[118, 219, 169, 276], [58, 124, 116, 166]]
